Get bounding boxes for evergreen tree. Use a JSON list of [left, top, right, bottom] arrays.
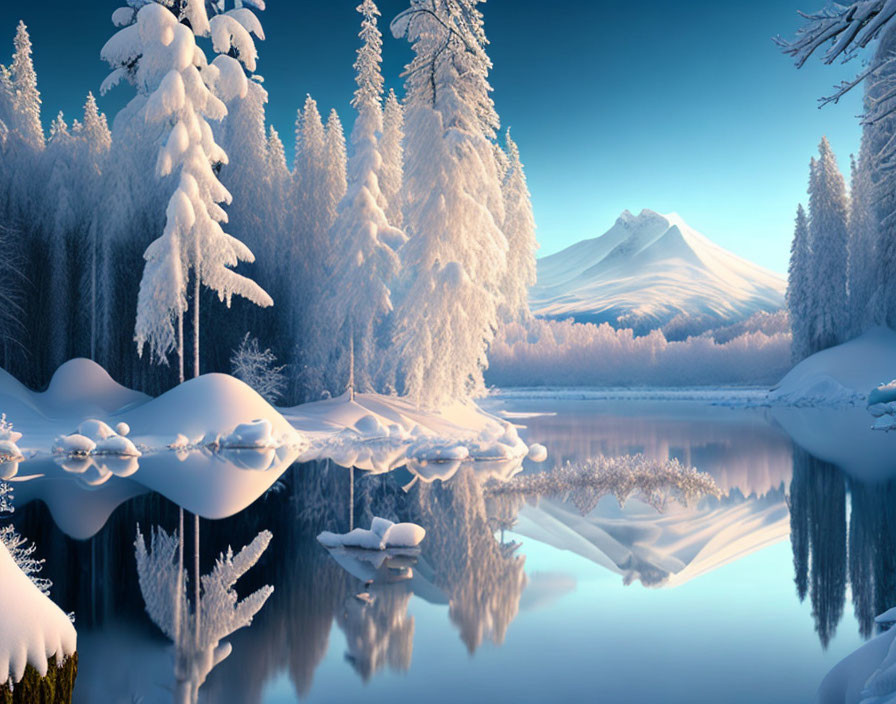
[[8, 21, 43, 151], [391, 0, 509, 406], [380, 88, 404, 228], [806, 138, 849, 353], [847, 138, 881, 336], [102, 1, 272, 377], [787, 203, 811, 362], [320, 0, 406, 396], [499, 129, 537, 323]]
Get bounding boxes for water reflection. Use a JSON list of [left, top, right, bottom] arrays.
[[10, 400, 896, 703]]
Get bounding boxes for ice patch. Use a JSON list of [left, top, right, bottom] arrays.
[[317, 517, 426, 550]]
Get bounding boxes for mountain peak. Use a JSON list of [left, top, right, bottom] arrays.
[[531, 211, 786, 335]]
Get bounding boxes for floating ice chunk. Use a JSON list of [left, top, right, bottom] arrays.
[[317, 517, 426, 550], [53, 433, 96, 456], [169, 434, 190, 449], [220, 418, 274, 448], [869, 380, 896, 407], [527, 443, 548, 462], [115, 422, 130, 437], [0, 440, 23, 462]]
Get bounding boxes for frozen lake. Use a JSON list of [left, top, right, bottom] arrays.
[[13, 396, 894, 703]]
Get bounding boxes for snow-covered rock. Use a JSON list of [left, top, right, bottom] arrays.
[[53, 434, 96, 456], [0, 540, 77, 684], [318, 517, 426, 550], [527, 443, 548, 462], [95, 435, 141, 457], [530, 209, 785, 331], [769, 327, 896, 407], [219, 418, 275, 449]]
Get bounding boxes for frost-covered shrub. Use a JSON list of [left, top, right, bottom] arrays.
[[487, 317, 792, 387], [0, 483, 51, 596], [230, 333, 287, 403]]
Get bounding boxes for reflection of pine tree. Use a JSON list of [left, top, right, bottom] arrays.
[[848, 479, 876, 638], [788, 447, 810, 602], [872, 483, 896, 624], [807, 458, 846, 649], [337, 582, 414, 681], [410, 466, 526, 653]]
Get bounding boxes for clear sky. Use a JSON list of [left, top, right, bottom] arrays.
[[0, 0, 866, 274]]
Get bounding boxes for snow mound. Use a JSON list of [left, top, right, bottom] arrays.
[[531, 209, 785, 331], [53, 419, 141, 457], [40, 358, 149, 416], [219, 418, 275, 449], [769, 327, 896, 407], [0, 540, 76, 685], [318, 517, 426, 550], [527, 443, 548, 462]]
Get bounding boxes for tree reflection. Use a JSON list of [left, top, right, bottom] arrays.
[[789, 446, 896, 646]]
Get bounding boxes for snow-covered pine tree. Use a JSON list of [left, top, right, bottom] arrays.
[[847, 138, 881, 336], [499, 129, 537, 323], [391, 0, 509, 406], [320, 0, 406, 396], [806, 137, 849, 354], [787, 203, 812, 363], [102, 1, 272, 378], [324, 109, 348, 228], [381, 88, 404, 227], [8, 21, 43, 151]]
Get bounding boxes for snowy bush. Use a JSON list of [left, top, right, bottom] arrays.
[[230, 333, 286, 403], [486, 317, 792, 387], [0, 483, 51, 596]]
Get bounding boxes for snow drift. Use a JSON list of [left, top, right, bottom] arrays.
[[0, 539, 77, 685], [530, 209, 786, 333]]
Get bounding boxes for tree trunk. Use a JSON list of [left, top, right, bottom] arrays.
[[193, 265, 200, 380], [194, 512, 200, 649]]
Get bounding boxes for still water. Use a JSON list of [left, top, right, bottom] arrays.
[[13, 396, 894, 703]]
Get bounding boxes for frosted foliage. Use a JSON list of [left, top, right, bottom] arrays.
[[485, 455, 722, 516], [230, 332, 286, 402], [488, 317, 792, 387], [395, 105, 507, 406], [848, 142, 882, 335], [135, 525, 274, 703], [381, 89, 404, 227], [807, 138, 849, 353], [320, 0, 406, 395], [102, 2, 272, 365], [8, 22, 43, 150], [499, 130, 537, 322], [391, 0, 497, 138], [0, 482, 51, 597]]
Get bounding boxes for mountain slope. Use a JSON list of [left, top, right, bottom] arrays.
[[530, 209, 786, 333]]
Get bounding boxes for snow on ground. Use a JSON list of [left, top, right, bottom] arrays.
[[818, 609, 896, 704], [0, 359, 541, 528], [0, 539, 76, 685], [768, 327, 896, 407]]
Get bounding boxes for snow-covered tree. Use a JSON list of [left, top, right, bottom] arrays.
[[807, 137, 849, 353], [0, 481, 51, 597], [8, 21, 43, 151], [230, 332, 286, 403], [847, 140, 882, 335], [499, 129, 537, 322], [324, 109, 348, 227], [102, 1, 272, 378], [787, 203, 812, 362], [391, 0, 509, 406], [320, 0, 406, 396], [135, 525, 273, 704], [380, 88, 404, 227]]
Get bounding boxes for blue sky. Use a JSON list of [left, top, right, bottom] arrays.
[[0, 0, 866, 274]]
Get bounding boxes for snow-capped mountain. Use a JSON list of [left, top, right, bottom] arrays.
[[530, 209, 786, 333]]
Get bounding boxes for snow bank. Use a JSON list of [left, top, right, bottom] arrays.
[[817, 608, 896, 704], [285, 391, 537, 474], [769, 327, 896, 407], [0, 540, 76, 685], [318, 517, 426, 550]]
